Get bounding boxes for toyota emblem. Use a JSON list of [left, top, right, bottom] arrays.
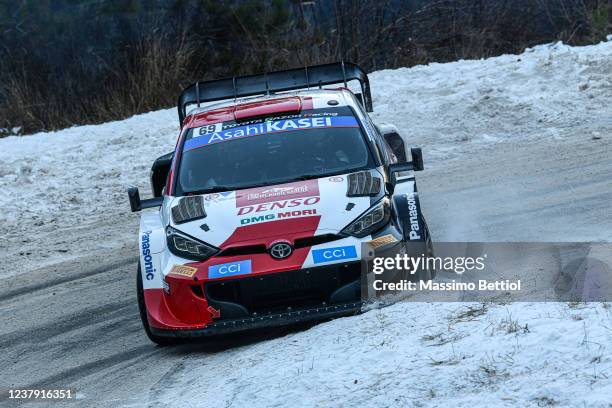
[[269, 242, 293, 259]]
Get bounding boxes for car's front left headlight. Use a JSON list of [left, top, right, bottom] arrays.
[[166, 226, 219, 261], [341, 198, 391, 238]]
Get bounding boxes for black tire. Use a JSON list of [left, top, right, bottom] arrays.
[[136, 262, 179, 346]]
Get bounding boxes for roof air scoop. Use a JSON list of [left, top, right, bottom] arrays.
[[233, 97, 302, 121]]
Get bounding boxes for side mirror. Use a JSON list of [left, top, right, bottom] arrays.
[[128, 187, 163, 212], [151, 151, 174, 198], [410, 147, 424, 171], [379, 124, 407, 163], [388, 147, 424, 184]]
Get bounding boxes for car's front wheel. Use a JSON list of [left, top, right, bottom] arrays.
[[136, 262, 179, 346]]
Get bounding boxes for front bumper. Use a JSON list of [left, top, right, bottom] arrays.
[[146, 260, 365, 335], [150, 301, 363, 337]]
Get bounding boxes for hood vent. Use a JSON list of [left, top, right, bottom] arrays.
[[346, 171, 381, 197], [172, 196, 206, 224]]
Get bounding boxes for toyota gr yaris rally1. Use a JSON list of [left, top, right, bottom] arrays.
[[127, 63, 433, 344]]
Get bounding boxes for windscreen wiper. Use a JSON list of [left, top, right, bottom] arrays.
[[186, 186, 234, 195], [186, 181, 281, 195], [289, 174, 330, 181]]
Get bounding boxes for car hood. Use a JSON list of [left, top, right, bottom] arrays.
[[168, 169, 385, 248]]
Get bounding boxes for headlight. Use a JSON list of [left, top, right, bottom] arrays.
[[166, 226, 219, 261], [341, 198, 391, 238]]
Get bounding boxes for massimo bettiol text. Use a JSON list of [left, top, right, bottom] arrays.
[[371, 253, 522, 292]]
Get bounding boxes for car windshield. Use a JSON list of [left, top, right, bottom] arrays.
[[176, 106, 374, 195]]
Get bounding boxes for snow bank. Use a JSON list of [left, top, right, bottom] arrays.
[[143, 302, 612, 407], [0, 108, 177, 228], [371, 40, 612, 162], [0, 109, 178, 276]]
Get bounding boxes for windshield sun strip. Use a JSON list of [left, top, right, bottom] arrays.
[[174, 108, 377, 196]]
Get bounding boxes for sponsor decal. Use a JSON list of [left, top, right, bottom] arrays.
[[203, 190, 234, 206], [236, 179, 319, 207], [240, 208, 317, 225], [329, 176, 344, 182], [196, 123, 223, 136], [312, 245, 358, 264], [205, 191, 233, 201], [225, 111, 339, 127], [184, 116, 359, 151], [238, 196, 320, 215], [208, 260, 252, 279], [224, 111, 339, 128], [234, 179, 321, 225], [367, 234, 399, 249], [168, 264, 198, 278], [405, 192, 421, 240], [141, 230, 156, 281]]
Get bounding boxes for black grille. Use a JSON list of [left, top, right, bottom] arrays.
[[217, 244, 267, 256], [202, 262, 361, 317], [294, 234, 342, 248]]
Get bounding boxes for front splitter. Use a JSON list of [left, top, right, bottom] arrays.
[[150, 301, 364, 338]]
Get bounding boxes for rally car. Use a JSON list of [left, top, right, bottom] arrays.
[[128, 62, 433, 345]]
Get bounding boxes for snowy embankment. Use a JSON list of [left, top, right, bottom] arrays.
[[371, 40, 612, 163], [0, 41, 610, 278], [0, 39, 611, 407], [146, 302, 612, 407]]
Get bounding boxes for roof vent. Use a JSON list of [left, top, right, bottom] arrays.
[[234, 97, 302, 121]]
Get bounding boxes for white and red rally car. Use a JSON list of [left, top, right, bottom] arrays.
[[128, 63, 433, 345]]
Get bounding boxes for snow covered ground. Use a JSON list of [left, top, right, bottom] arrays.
[[1, 39, 611, 407], [142, 302, 612, 407], [0, 40, 611, 278], [0, 109, 178, 279], [371, 40, 612, 163]]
